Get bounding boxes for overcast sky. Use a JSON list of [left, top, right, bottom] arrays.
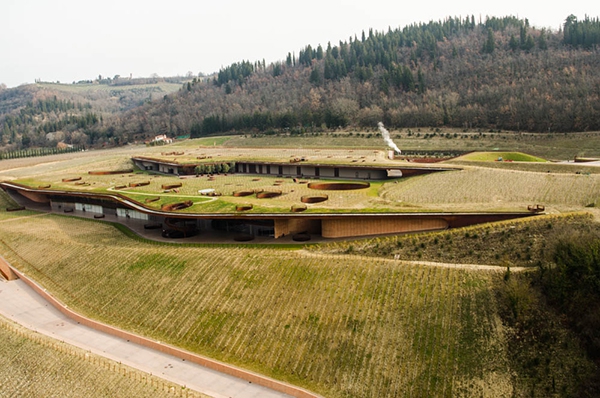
[[1, 0, 597, 88]]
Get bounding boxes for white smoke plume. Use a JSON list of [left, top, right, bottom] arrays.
[[377, 122, 401, 153]]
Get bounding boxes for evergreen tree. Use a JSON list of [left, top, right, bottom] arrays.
[[538, 29, 548, 50], [564, 15, 600, 48], [523, 35, 535, 52], [190, 122, 202, 138], [520, 25, 527, 48], [482, 28, 495, 54], [324, 57, 335, 80], [331, 46, 339, 59], [316, 45, 324, 60], [309, 67, 322, 85], [509, 34, 519, 51], [402, 66, 415, 91], [417, 68, 426, 94]]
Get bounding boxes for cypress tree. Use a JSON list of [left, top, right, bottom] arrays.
[[538, 29, 548, 50], [509, 34, 519, 51], [482, 28, 495, 54]]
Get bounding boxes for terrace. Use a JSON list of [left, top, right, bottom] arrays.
[[132, 156, 455, 179], [1, 179, 535, 242], [0, 146, 544, 241]]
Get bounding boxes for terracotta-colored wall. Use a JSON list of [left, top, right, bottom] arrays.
[[274, 219, 287, 238], [322, 217, 448, 238], [6, 265, 321, 398], [274, 219, 321, 238], [17, 190, 49, 203], [443, 213, 533, 228], [0, 255, 18, 280]]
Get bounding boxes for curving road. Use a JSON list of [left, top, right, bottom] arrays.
[[0, 278, 293, 398]]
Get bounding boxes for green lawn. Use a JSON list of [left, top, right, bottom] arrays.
[[458, 151, 547, 162]]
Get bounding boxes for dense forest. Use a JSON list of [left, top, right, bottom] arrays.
[[1, 14, 599, 150]]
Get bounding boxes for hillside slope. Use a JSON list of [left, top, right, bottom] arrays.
[[0, 78, 186, 150], [109, 15, 600, 143], [1, 15, 599, 150]]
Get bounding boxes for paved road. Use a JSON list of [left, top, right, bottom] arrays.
[[0, 278, 292, 398]]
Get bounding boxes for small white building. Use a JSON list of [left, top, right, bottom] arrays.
[[153, 134, 173, 144]]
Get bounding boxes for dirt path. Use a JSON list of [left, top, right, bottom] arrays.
[[296, 249, 529, 272]]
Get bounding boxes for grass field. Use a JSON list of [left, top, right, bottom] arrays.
[[37, 81, 184, 95], [315, 212, 600, 267], [447, 159, 600, 175], [224, 130, 600, 160], [457, 151, 547, 162], [4, 140, 599, 214], [2, 136, 600, 396], [380, 166, 600, 210], [0, 315, 207, 398], [0, 201, 593, 397], [33, 81, 187, 113], [0, 209, 514, 397]]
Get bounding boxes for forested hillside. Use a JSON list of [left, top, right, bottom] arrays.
[[1, 15, 599, 150], [109, 15, 600, 142], [0, 77, 187, 150]]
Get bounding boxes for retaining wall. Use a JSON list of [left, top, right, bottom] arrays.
[[0, 255, 18, 280], [321, 217, 449, 238]]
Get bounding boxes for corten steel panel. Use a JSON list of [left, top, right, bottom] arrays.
[[322, 217, 449, 238], [274, 219, 288, 238], [0, 256, 18, 280], [443, 213, 533, 228], [17, 190, 49, 203], [274, 219, 321, 238]]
